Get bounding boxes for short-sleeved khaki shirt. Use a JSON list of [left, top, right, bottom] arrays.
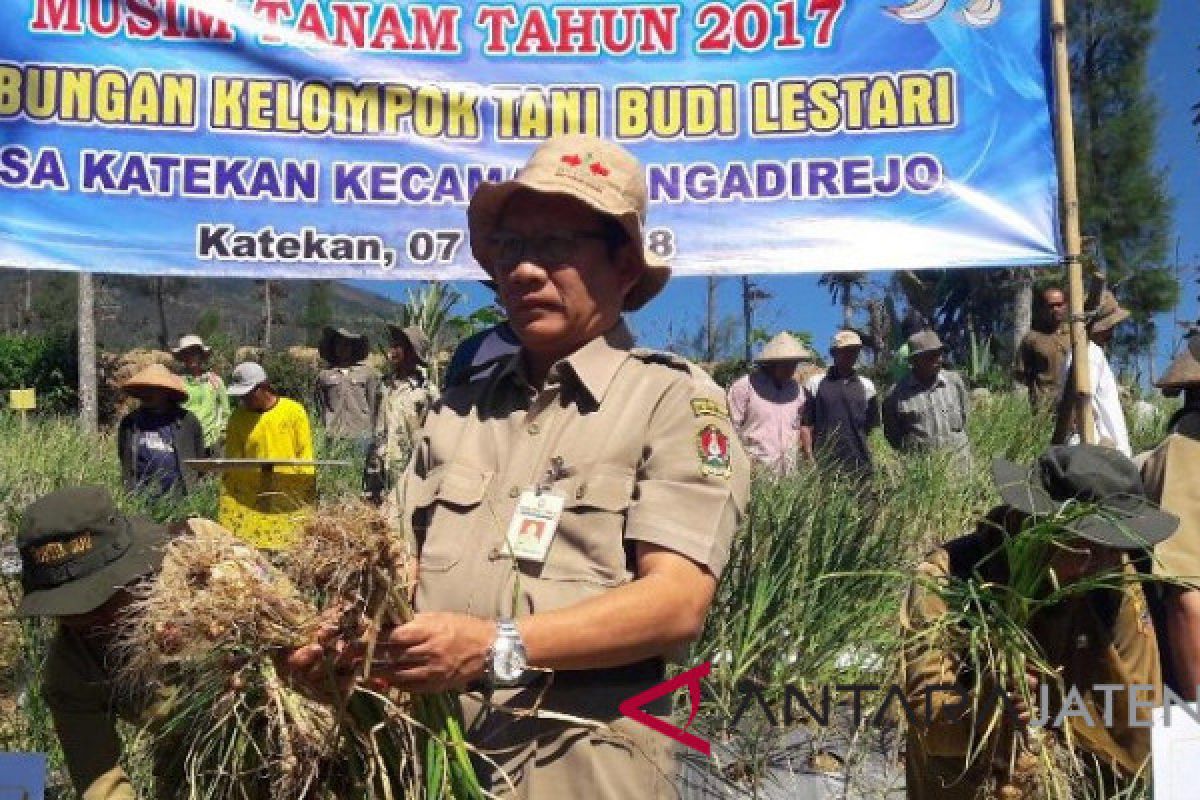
[[903, 530, 1159, 800], [403, 320, 748, 797], [1144, 434, 1200, 585], [407, 319, 748, 620]]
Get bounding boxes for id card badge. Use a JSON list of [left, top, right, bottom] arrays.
[[504, 490, 565, 562]]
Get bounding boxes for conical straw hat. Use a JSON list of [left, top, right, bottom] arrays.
[[756, 333, 811, 363], [1156, 346, 1200, 390], [122, 364, 188, 402]]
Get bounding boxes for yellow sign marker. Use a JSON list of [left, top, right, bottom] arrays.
[[9, 388, 36, 411]]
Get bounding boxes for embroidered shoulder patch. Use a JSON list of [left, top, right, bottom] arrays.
[[691, 398, 729, 420], [697, 424, 732, 478]]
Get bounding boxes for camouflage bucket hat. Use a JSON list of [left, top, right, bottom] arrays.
[[467, 134, 670, 312], [16, 486, 171, 617]]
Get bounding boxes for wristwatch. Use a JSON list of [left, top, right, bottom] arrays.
[[485, 618, 528, 688]]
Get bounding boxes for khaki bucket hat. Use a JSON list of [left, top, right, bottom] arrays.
[[1088, 290, 1131, 333], [467, 134, 670, 312], [830, 330, 863, 351], [386, 323, 431, 366], [756, 333, 811, 363], [122, 364, 188, 403], [907, 330, 945, 358]]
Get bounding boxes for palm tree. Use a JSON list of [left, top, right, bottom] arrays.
[[818, 272, 867, 330], [396, 281, 464, 384]]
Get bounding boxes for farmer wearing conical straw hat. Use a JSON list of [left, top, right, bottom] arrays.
[[727, 331, 813, 473], [16, 486, 188, 800], [1139, 332, 1200, 701], [903, 446, 1177, 799], [117, 363, 205, 499], [288, 134, 749, 797]]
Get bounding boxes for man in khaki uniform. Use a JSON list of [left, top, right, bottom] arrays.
[[904, 446, 1177, 799], [364, 324, 438, 513], [288, 135, 749, 798], [1141, 343, 1200, 699], [16, 486, 182, 800], [1017, 286, 1071, 408]]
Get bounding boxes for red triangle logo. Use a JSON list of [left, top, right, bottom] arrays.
[[618, 661, 711, 756]]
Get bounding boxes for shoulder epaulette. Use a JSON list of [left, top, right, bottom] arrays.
[[629, 348, 719, 387], [630, 348, 690, 370]]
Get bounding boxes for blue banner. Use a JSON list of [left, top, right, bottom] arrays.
[[0, 0, 1061, 280]]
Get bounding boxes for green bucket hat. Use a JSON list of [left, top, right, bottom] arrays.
[[991, 445, 1178, 550], [16, 486, 171, 618]]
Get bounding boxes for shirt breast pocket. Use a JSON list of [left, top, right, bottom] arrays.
[[533, 466, 635, 588], [409, 463, 491, 572]]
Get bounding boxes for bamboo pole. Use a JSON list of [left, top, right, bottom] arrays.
[[1050, 0, 1095, 444], [77, 272, 97, 434]]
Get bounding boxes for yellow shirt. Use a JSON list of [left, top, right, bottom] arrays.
[[218, 397, 316, 549]]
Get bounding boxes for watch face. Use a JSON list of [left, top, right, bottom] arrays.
[[495, 644, 527, 683]]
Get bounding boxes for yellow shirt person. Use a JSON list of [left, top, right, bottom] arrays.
[[218, 362, 315, 550]]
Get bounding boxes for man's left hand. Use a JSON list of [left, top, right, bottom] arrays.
[[358, 612, 494, 693]]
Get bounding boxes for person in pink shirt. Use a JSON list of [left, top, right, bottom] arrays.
[[727, 332, 813, 473]]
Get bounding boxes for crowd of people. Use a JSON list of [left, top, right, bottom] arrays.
[[13, 133, 1200, 799]]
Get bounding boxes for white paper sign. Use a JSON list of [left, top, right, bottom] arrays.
[[1153, 704, 1200, 798]]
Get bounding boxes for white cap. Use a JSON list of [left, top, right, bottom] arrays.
[[227, 362, 268, 397], [172, 334, 211, 357]]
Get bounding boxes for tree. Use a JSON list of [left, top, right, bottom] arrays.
[[817, 272, 867, 330], [32, 273, 77, 335], [740, 277, 770, 361], [301, 281, 334, 345], [196, 308, 221, 340], [256, 280, 289, 350], [396, 281, 464, 383], [1069, 0, 1176, 368]]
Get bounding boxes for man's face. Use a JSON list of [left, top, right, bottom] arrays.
[[490, 192, 641, 357], [240, 384, 270, 411], [136, 388, 172, 412], [1046, 538, 1122, 585], [911, 350, 943, 382], [333, 339, 356, 364], [1043, 289, 1067, 327], [59, 588, 134, 634], [179, 349, 206, 374], [832, 346, 860, 373]]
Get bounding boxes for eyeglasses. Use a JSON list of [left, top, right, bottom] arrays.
[[486, 230, 609, 269]]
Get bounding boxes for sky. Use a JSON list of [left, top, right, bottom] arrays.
[[354, 2, 1199, 373]]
